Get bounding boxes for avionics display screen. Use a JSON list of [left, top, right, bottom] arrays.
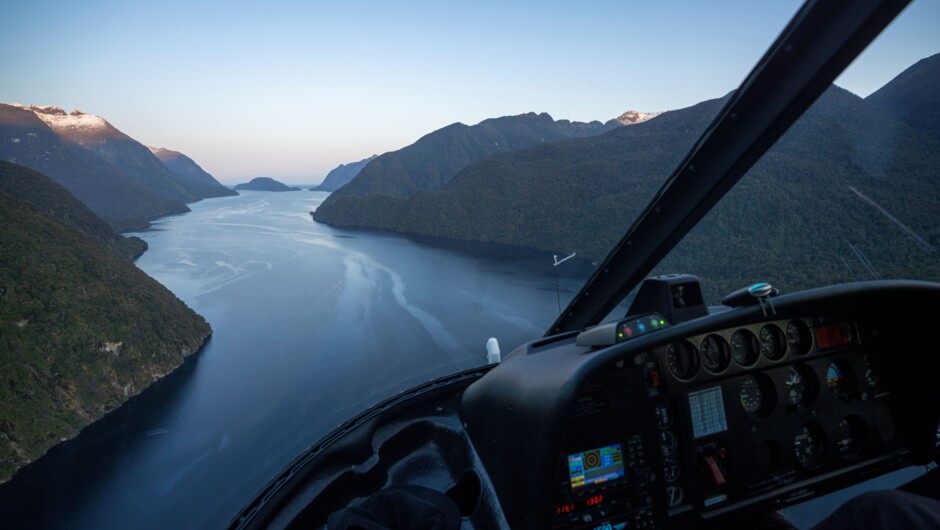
[[688, 386, 728, 439], [567, 443, 625, 489]]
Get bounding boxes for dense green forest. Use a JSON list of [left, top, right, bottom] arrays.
[[0, 162, 211, 482], [0, 161, 147, 260], [313, 85, 940, 303]]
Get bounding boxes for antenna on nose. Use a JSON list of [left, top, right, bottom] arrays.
[[552, 252, 576, 314]]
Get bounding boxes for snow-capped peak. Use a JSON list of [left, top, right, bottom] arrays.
[[615, 110, 662, 125], [23, 104, 112, 137]]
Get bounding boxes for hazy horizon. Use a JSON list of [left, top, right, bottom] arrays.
[[2, 0, 938, 185]]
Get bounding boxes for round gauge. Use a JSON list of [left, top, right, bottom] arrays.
[[663, 454, 681, 482], [784, 363, 818, 408], [786, 320, 813, 356], [794, 422, 826, 469], [836, 416, 867, 459], [739, 373, 775, 418], [827, 361, 856, 403], [731, 329, 760, 367], [700, 335, 731, 374], [655, 403, 674, 430], [659, 430, 678, 456], [666, 341, 700, 381], [666, 484, 684, 507], [759, 324, 787, 361]]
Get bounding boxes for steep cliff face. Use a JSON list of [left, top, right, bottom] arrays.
[[0, 162, 212, 482]]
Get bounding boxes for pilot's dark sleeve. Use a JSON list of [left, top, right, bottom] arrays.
[[810, 490, 940, 530]]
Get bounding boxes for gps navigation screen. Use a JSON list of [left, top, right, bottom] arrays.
[[567, 444, 625, 489]]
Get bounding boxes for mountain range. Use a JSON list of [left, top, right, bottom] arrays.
[[0, 161, 211, 482], [312, 54, 940, 300], [312, 111, 650, 219], [313, 155, 377, 192], [0, 105, 234, 231]]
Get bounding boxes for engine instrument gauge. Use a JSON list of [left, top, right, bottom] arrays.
[[759, 324, 787, 361], [731, 329, 760, 367], [786, 320, 813, 356], [666, 341, 700, 381], [827, 361, 856, 403], [659, 430, 678, 456], [784, 363, 818, 408], [700, 335, 731, 374], [739, 373, 775, 418], [836, 416, 867, 459], [666, 485, 684, 507], [794, 422, 826, 469]]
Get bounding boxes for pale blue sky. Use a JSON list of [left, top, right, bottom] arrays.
[[2, 0, 938, 184]]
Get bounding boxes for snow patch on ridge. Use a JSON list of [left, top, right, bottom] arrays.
[[19, 104, 111, 136], [615, 110, 662, 125]]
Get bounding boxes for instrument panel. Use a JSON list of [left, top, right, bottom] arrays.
[[554, 316, 904, 529], [461, 282, 939, 530]]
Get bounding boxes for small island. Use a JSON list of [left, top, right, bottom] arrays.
[[233, 177, 301, 192]]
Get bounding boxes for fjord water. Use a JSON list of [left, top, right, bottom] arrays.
[[0, 191, 586, 528]]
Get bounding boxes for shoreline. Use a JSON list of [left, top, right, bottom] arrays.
[[0, 331, 213, 486]]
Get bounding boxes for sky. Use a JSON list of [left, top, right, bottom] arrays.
[[2, 0, 938, 185]]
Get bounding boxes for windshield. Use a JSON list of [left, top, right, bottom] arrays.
[[1, 1, 938, 528]]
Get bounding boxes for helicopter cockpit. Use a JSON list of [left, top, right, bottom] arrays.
[[229, 0, 940, 528]]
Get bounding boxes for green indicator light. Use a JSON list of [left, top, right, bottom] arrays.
[[618, 333, 623, 338], [660, 320, 665, 325]]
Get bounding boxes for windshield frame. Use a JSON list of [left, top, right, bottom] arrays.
[[547, 0, 912, 335]]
